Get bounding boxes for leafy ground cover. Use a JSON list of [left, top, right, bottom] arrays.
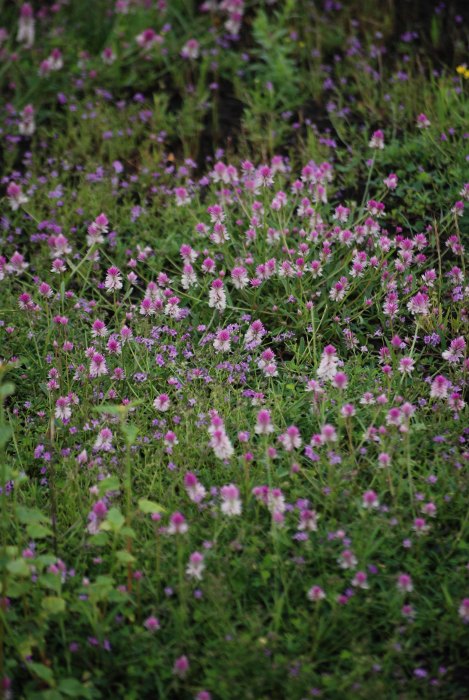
[[0, 1, 468, 698]]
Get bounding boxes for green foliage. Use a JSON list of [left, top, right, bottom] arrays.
[[0, 1, 468, 698]]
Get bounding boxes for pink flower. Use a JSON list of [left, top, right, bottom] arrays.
[[244, 319, 265, 347], [153, 394, 171, 411], [173, 655, 189, 678], [220, 484, 242, 516], [186, 551, 205, 580], [167, 512, 188, 535], [337, 550, 358, 570], [383, 173, 398, 189], [105, 266, 123, 293], [397, 573, 413, 593], [362, 490, 379, 509], [430, 375, 450, 399], [91, 319, 107, 338], [257, 348, 278, 377], [407, 292, 429, 316], [175, 187, 191, 206], [416, 113, 431, 129], [412, 517, 429, 536], [164, 430, 178, 451], [255, 409, 274, 435], [213, 328, 231, 353], [421, 502, 437, 517], [369, 129, 384, 149], [136, 28, 161, 51], [459, 598, 469, 623], [19, 104, 35, 136], [89, 352, 108, 378], [181, 264, 197, 289], [208, 279, 227, 312], [442, 336, 466, 364], [208, 412, 234, 460], [317, 344, 339, 381], [401, 604, 416, 620], [181, 38, 200, 60], [351, 571, 369, 589], [378, 452, 391, 468], [231, 267, 249, 289], [184, 472, 206, 503], [144, 616, 160, 632], [55, 396, 71, 422], [320, 423, 337, 443], [398, 356, 415, 375], [341, 403, 356, 418], [307, 585, 326, 602], [7, 182, 29, 210], [17, 3, 35, 48], [101, 47, 116, 64], [332, 372, 348, 389], [87, 499, 108, 534], [94, 428, 113, 452], [278, 425, 302, 452], [298, 509, 319, 532]]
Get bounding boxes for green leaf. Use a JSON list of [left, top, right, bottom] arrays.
[[27, 523, 53, 539], [7, 558, 30, 577], [28, 661, 55, 686], [120, 422, 138, 445], [98, 475, 120, 496], [93, 403, 124, 416], [38, 573, 63, 593], [115, 550, 135, 564], [138, 498, 165, 515], [441, 585, 453, 608], [35, 554, 59, 568], [2, 580, 30, 598], [0, 425, 12, 448], [16, 506, 49, 525], [0, 382, 15, 399], [59, 678, 92, 698], [88, 531, 109, 547], [42, 596, 66, 615], [42, 691, 63, 700], [93, 399, 143, 417], [88, 576, 114, 602], [101, 507, 125, 532], [121, 526, 136, 538]]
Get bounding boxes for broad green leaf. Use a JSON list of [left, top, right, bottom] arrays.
[[101, 507, 125, 532], [27, 523, 52, 539], [0, 425, 12, 448], [28, 661, 55, 687], [0, 382, 15, 399], [138, 498, 165, 515], [115, 550, 136, 564], [2, 580, 30, 598], [59, 677, 93, 698], [42, 596, 66, 615], [38, 573, 62, 593], [7, 558, 30, 577], [88, 531, 109, 547], [98, 475, 120, 496], [93, 403, 124, 416], [120, 422, 138, 445], [16, 506, 49, 524]]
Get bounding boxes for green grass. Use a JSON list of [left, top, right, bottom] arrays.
[[0, 1, 468, 698]]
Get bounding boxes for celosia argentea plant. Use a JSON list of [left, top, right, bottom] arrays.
[[0, 1, 468, 699]]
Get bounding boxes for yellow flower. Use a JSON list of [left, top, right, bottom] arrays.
[[456, 64, 467, 76], [464, 70, 469, 80]]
